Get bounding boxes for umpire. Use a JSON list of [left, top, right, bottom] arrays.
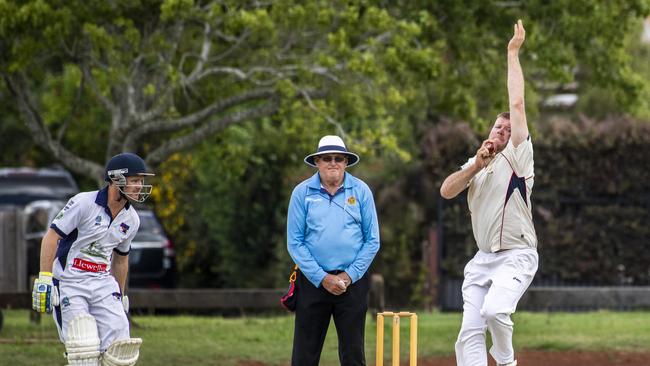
[[287, 135, 380, 366]]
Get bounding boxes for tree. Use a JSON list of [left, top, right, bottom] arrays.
[[3, 0, 650, 296], [0, 0, 435, 183], [3, 1, 648, 178], [152, 117, 318, 287]]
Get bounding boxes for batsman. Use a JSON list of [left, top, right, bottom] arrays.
[[440, 20, 538, 366], [32, 153, 152, 366]]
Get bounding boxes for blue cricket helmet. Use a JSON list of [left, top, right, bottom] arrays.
[[105, 153, 154, 202]]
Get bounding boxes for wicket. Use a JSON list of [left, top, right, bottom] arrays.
[[376, 311, 417, 366]]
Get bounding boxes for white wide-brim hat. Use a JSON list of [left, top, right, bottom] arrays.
[[304, 135, 360, 167]]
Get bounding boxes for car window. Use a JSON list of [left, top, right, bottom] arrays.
[[0, 175, 76, 193], [0, 172, 78, 205], [23, 200, 66, 239], [133, 212, 166, 241], [25, 208, 50, 235]]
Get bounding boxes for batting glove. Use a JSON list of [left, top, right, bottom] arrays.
[[32, 272, 59, 313]]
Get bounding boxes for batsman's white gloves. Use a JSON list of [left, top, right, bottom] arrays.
[[122, 294, 130, 314], [32, 272, 59, 313]]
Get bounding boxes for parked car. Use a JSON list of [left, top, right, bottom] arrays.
[[0, 167, 78, 296], [128, 209, 176, 288], [0, 166, 176, 289], [0, 167, 78, 206], [23, 200, 67, 280]]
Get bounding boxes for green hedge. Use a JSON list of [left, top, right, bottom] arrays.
[[532, 117, 650, 285]]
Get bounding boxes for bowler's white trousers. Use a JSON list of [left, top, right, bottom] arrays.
[[455, 248, 538, 366]]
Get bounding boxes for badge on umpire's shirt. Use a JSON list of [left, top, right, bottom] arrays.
[[347, 196, 356, 205]]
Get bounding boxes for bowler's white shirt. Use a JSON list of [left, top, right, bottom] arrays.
[[462, 137, 538, 253]]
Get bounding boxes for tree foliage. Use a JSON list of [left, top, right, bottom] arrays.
[[2, 1, 650, 298], [0, 0, 436, 182], [152, 117, 320, 287]]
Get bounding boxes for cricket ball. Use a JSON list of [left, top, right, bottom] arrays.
[[485, 141, 496, 154]]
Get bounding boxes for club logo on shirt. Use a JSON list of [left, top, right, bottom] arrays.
[[61, 297, 70, 307], [347, 196, 357, 205], [80, 241, 108, 260], [94, 215, 102, 226], [119, 222, 130, 234]]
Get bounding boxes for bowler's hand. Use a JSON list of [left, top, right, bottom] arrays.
[[475, 139, 497, 169], [322, 274, 347, 295], [507, 19, 526, 53]]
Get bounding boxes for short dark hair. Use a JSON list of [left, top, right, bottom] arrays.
[[497, 112, 510, 120]]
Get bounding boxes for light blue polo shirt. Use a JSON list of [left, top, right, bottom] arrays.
[[287, 172, 380, 287]]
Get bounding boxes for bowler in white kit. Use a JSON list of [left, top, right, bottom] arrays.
[[440, 20, 537, 366], [32, 152, 153, 366]]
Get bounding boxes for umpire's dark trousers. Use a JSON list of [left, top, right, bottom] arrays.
[[291, 270, 370, 366]]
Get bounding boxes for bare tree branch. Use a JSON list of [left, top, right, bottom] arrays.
[[186, 21, 213, 83], [353, 31, 394, 52], [3, 72, 105, 182], [210, 29, 250, 63], [167, 20, 185, 64], [81, 62, 119, 115], [125, 55, 147, 123], [214, 29, 242, 43], [122, 87, 277, 151], [145, 98, 280, 166], [194, 66, 248, 81], [57, 72, 86, 143], [126, 58, 175, 127], [295, 86, 347, 138], [142, 88, 276, 133], [187, 64, 341, 86], [309, 65, 343, 84]]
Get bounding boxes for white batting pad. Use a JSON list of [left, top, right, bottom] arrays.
[[101, 338, 143, 366], [65, 314, 101, 366]]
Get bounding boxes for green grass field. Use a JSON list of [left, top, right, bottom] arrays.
[[1, 310, 650, 365]]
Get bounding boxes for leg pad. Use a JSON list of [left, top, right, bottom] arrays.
[[65, 314, 101, 366], [101, 338, 143, 366]]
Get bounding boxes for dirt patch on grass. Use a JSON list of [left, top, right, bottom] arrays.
[[237, 362, 268, 366], [417, 350, 650, 366], [238, 351, 650, 366]]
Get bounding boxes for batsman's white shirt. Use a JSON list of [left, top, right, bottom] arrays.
[[462, 137, 537, 253], [49, 187, 139, 351], [50, 187, 139, 280]]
